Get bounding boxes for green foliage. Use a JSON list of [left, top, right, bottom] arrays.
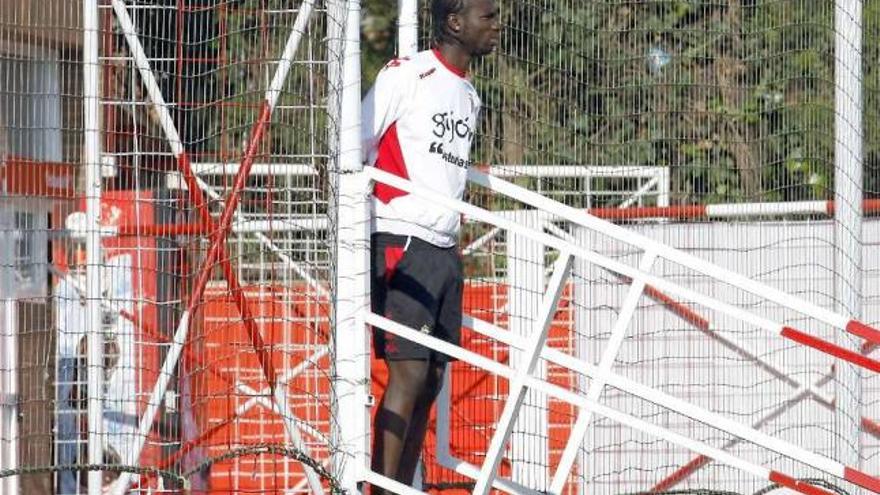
[[362, 0, 397, 90], [360, 0, 878, 205]]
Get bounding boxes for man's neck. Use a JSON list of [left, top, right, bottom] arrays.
[[435, 43, 470, 74]]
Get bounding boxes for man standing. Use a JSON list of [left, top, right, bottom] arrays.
[[361, 0, 499, 491]]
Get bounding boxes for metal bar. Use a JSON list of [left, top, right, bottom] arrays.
[[434, 370, 539, 495], [366, 312, 852, 495], [506, 211, 548, 488], [114, 218, 327, 236], [585, 199, 880, 221], [368, 167, 880, 372], [363, 469, 429, 495], [834, 0, 865, 472], [617, 177, 659, 209], [172, 162, 316, 176], [432, 455, 541, 495], [1, 299, 19, 495], [83, 0, 104, 490], [484, 165, 667, 179], [467, 169, 875, 337], [272, 383, 325, 495], [462, 226, 502, 256], [473, 253, 573, 495], [397, 0, 418, 57]]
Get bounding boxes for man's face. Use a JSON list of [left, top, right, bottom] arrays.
[[452, 0, 500, 57]]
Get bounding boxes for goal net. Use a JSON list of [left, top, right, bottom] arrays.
[[1, 1, 879, 495], [385, 1, 880, 494], [2, 0, 341, 493]]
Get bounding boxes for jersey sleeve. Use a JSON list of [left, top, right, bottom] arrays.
[[361, 59, 419, 165]]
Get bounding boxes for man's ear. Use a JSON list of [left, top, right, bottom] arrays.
[[447, 13, 461, 34]]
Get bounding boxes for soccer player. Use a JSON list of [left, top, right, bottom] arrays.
[[361, 0, 499, 491]]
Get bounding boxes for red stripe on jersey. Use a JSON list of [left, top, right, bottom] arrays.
[[384, 245, 405, 282], [373, 122, 410, 204]]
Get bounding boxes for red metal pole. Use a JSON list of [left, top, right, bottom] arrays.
[[119, 308, 236, 386], [180, 102, 277, 390]]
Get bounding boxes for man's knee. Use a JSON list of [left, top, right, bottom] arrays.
[[386, 359, 433, 392], [419, 362, 446, 402]]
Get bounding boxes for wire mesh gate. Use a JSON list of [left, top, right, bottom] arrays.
[[2, 1, 880, 494], [353, 166, 880, 495]]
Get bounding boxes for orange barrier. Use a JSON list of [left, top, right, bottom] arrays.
[[190, 282, 579, 493]]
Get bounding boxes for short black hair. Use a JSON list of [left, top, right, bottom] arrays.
[[432, 0, 466, 45]]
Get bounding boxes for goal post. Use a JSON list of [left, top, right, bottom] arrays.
[[331, 0, 372, 493]]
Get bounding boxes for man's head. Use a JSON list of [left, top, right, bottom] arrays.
[[432, 0, 499, 57]]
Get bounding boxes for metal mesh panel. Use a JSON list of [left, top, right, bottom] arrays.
[[1, 1, 342, 493], [360, 1, 880, 493]]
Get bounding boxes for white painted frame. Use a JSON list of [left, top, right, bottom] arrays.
[[357, 165, 880, 495]]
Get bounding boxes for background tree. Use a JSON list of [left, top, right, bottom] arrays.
[[359, 0, 880, 206]]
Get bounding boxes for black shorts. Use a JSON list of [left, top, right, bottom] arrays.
[[371, 233, 463, 362]]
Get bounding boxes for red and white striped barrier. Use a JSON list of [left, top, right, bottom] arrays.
[[586, 199, 880, 221]]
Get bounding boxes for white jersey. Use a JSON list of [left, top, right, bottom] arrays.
[[362, 48, 481, 247]]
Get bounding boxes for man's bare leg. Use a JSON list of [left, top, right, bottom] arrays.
[[372, 359, 433, 495], [396, 361, 445, 484]]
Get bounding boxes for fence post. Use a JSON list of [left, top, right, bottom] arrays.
[[332, 0, 370, 492], [398, 0, 419, 57], [834, 0, 864, 485], [83, 0, 105, 492], [1, 299, 18, 494]]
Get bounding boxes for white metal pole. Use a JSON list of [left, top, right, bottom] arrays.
[[834, 0, 864, 480], [2, 299, 19, 495], [272, 384, 325, 495], [398, 0, 419, 57], [332, 0, 370, 493], [570, 225, 591, 495], [83, 0, 104, 492]]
